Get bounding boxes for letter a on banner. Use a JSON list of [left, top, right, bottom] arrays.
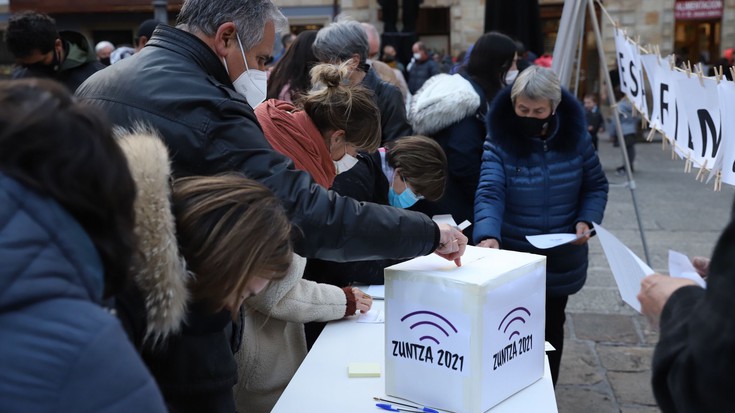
[[716, 81, 735, 186], [677, 75, 722, 167]]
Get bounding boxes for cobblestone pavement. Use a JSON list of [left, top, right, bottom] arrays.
[[555, 134, 735, 413]]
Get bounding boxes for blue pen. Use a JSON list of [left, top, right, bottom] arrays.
[[375, 403, 422, 413], [374, 400, 439, 413]]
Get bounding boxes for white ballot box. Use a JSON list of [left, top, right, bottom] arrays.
[[384, 246, 546, 413]]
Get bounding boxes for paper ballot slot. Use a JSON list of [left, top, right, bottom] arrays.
[[384, 246, 546, 412]]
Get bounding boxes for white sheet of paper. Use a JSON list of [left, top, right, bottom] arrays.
[[363, 284, 385, 300], [593, 223, 654, 312], [668, 250, 707, 288], [526, 233, 577, 249], [432, 214, 472, 231], [544, 342, 555, 352], [356, 309, 384, 323]]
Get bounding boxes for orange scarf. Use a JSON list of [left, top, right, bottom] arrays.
[[255, 99, 336, 188]]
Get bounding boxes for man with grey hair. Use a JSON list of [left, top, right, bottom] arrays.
[[76, 1, 465, 411], [94, 40, 114, 65], [314, 18, 412, 143], [361, 21, 408, 100]]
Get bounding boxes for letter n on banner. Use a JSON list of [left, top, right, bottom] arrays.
[[677, 75, 721, 168], [716, 81, 735, 186]]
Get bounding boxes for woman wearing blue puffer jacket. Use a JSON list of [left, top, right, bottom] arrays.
[[474, 66, 609, 386]]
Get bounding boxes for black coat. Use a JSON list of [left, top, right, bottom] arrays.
[[652, 198, 735, 412], [411, 76, 487, 241], [362, 67, 413, 144], [305, 153, 399, 287], [76, 25, 438, 262]]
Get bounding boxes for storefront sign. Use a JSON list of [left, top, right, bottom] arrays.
[[675, 0, 723, 20]]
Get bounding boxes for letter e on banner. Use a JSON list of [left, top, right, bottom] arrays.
[[615, 30, 631, 96]]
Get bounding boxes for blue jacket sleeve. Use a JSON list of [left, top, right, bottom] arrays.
[[56, 322, 167, 413], [576, 138, 609, 226], [473, 140, 507, 244]]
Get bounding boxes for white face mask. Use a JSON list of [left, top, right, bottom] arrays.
[[413, 52, 422, 61], [334, 153, 359, 174], [505, 70, 519, 85], [222, 31, 267, 108]]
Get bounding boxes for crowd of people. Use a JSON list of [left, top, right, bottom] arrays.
[[0, 0, 727, 412]]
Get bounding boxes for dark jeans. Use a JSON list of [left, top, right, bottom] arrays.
[[546, 294, 569, 387], [621, 133, 637, 171]]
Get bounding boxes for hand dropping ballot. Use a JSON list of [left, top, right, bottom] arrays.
[[594, 223, 706, 313]]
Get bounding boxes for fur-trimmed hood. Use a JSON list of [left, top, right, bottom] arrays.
[[117, 129, 189, 346], [409, 73, 481, 136], [487, 86, 587, 155]]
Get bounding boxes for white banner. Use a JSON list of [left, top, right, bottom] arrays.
[[639, 54, 665, 130], [717, 81, 735, 186], [676, 76, 722, 167], [611, 16, 735, 189], [614, 30, 648, 116]]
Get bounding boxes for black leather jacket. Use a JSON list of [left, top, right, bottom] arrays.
[[76, 25, 438, 261]]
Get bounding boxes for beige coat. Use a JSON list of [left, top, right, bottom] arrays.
[[233, 255, 349, 413]]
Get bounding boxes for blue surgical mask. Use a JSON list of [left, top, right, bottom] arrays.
[[388, 180, 422, 208]]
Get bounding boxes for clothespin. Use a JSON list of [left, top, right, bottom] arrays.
[[684, 152, 692, 173], [661, 133, 668, 150], [646, 128, 656, 142], [730, 66, 735, 82], [715, 66, 723, 84], [671, 145, 677, 160], [655, 45, 661, 64], [685, 61, 692, 78], [695, 160, 708, 182], [715, 170, 722, 192], [696, 64, 705, 87]]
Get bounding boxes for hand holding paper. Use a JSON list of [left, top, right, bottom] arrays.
[[637, 273, 698, 327], [593, 223, 653, 312], [526, 229, 593, 250], [594, 224, 707, 314]]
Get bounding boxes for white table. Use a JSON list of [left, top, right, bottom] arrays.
[[272, 301, 558, 413]]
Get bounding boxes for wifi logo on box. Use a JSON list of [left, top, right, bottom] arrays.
[[498, 307, 531, 341], [401, 310, 459, 345]]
